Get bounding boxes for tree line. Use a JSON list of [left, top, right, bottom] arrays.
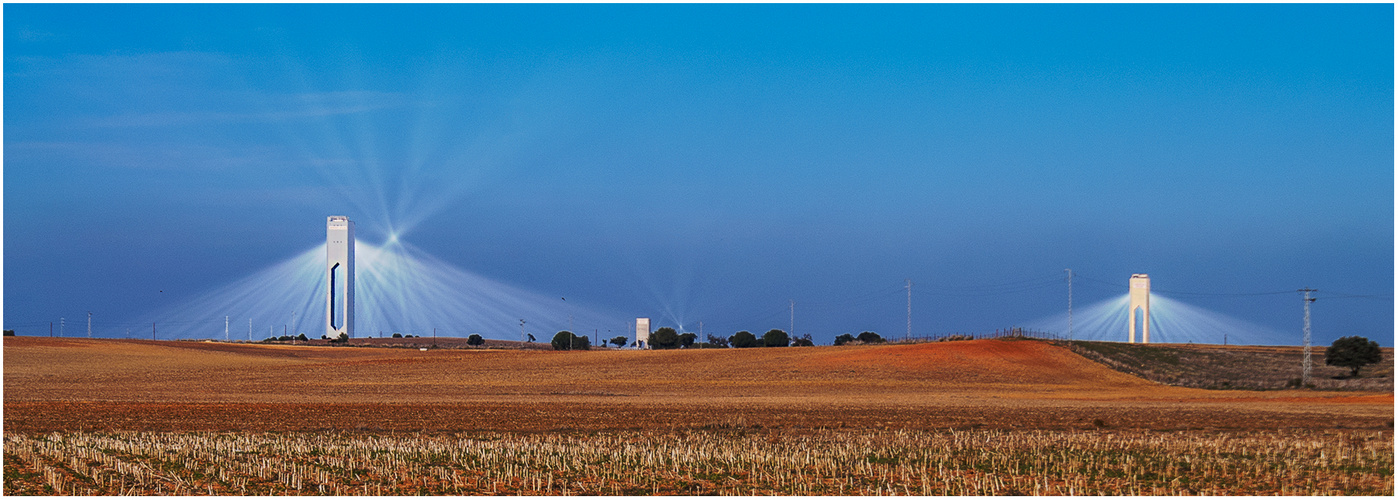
[[549, 327, 891, 350]]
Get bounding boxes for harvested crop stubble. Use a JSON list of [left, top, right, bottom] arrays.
[[4, 428, 1391, 496]]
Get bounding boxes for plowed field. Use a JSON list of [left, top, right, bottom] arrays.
[[4, 337, 1390, 432], [5, 337, 1392, 496]]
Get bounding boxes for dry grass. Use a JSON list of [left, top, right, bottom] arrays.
[[5, 428, 1390, 496], [1063, 341, 1395, 391]]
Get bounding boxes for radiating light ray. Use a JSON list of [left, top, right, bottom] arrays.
[[139, 240, 621, 341], [1019, 293, 1289, 345]]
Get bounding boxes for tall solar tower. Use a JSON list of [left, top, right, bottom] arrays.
[[1128, 274, 1150, 343], [326, 216, 356, 340]]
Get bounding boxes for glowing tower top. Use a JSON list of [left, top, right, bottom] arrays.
[[326, 216, 355, 340], [1128, 274, 1150, 343]]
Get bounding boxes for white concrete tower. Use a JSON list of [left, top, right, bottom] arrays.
[[326, 216, 355, 340], [635, 318, 650, 349], [1128, 274, 1150, 343]]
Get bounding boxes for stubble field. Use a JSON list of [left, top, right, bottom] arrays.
[[4, 337, 1392, 495]]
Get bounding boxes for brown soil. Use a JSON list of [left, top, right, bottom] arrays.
[[5, 337, 1390, 433]]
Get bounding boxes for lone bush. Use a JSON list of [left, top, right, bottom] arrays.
[[762, 329, 790, 347], [730, 330, 759, 348], [467, 334, 484, 346], [3, 330, 15, 336], [296, 334, 308, 342], [392, 333, 403, 338], [649, 328, 680, 349], [1326, 336, 1383, 377]]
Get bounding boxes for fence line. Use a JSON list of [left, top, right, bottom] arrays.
[[898, 327, 1066, 344]]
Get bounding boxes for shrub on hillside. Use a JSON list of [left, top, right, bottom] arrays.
[[649, 328, 680, 349], [858, 331, 884, 344], [467, 334, 484, 346], [1326, 336, 1383, 377], [552, 331, 575, 351], [762, 329, 790, 347], [730, 331, 759, 348], [572, 335, 591, 350], [834, 333, 855, 346], [791, 334, 814, 347], [392, 333, 403, 338], [706, 334, 729, 348]]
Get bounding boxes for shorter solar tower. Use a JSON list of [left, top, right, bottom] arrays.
[[326, 216, 355, 340], [635, 318, 650, 349]]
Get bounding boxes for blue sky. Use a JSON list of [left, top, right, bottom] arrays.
[[5, 4, 1393, 345]]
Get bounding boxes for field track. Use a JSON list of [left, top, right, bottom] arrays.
[[5, 337, 1391, 432]]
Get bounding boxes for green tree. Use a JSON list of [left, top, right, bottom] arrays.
[[679, 332, 698, 348], [2, 330, 14, 337], [791, 334, 814, 347], [1326, 336, 1383, 377], [527, 333, 536, 343], [762, 329, 790, 347], [467, 334, 485, 346], [572, 334, 591, 350], [857, 331, 884, 344], [649, 327, 681, 349], [706, 334, 729, 348], [392, 333, 403, 338], [552, 331, 576, 351], [610, 336, 628, 348], [729, 330, 759, 348], [834, 333, 855, 346]]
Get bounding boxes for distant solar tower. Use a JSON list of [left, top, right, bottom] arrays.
[[326, 216, 355, 340], [1128, 274, 1150, 343], [635, 318, 650, 349]]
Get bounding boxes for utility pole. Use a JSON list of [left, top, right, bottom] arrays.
[[225, 316, 229, 342], [87, 312, 92, 338], [520, 319, 526, 343], [60, 318, 65, 337], [906, 279, 913, 341], [789, 300, 795, 337], [699, 321, 703, 348], [50, 322, 53, 337], [1065, 269, 1073, 340], [248, 318, 252, 342], [152, 322, 156, 341], [1300, 288, 1317, 386]]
